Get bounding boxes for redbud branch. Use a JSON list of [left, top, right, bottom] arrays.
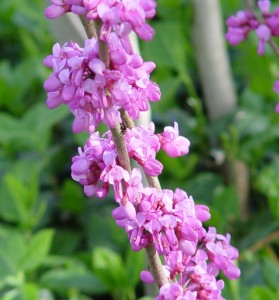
[[80, 16, 169, 288], [111, 124, 132, 173], [79, 17, 131, 172], [267, 39, 279, 58], [119, 109, 162, 190], [94, 20, 111, 68], [79, 17, 96, 39], [77, 19, 163, 191], [247, 229, 279, 254]]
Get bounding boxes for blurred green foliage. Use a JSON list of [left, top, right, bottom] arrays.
[[1, 0, 279, 299]]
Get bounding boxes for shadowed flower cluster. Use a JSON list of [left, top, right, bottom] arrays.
[[225, 0, 277, 55], [226, 0, 279, 114]]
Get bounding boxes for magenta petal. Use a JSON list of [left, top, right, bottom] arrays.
[[84, 185, 98, 197], [140, 271, 155, 284], [224, 263, 241, 279], [112, 206, 126, 220], [89, 58, 106, 74], [46, 92, 62, 109], [45, 5, 67, 19], [123, 201, 136, 221], [62, 85, 76, 102], [72, 116, 88, 133], [71, 158, 89, 175], [44, 75, 62, 91]]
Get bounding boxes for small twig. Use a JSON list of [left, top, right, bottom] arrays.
[[144, 244, 168, 288], [248, 229, 279, 254], [79, 17, 96, 39], [110, 125, 132, 173], [268, 39, 279, 57]]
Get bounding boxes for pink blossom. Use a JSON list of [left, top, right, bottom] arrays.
[[43, 36, 159, 133], [140, 270, 155, 284], [44, 1, 71, 19], [156, 283, 197, 300], [255, 24, 271, 55], [159, 122, 190, 158], [45, 0, 156, 41], [225, 10, 258, 46], [226, 27, 250, 45], [258, 0, 270, 14], [71, 131, 115, 197], [125, 123, 163, 176]]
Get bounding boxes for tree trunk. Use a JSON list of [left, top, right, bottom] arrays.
[[193, 0, 249, 220]]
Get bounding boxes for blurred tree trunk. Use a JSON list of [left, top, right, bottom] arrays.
[[193, 0, 249, 220]]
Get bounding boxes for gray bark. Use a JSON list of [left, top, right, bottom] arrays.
[[193, 0, 237, 121], [193, 0, 249, 220]]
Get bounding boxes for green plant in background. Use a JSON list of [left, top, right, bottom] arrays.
[[1, 0, 279, 299]]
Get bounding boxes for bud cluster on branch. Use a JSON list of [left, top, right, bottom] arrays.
[[44, 1, 240, 298]]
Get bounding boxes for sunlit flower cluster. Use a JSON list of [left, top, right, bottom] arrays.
[[44, 0, 240, 298]]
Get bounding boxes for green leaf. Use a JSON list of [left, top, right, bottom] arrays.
[[125, 248, 145, 288], [0, 103, 69, 152], [142, 21, 186, 70], [92, 247, 129, 290], [0, 289, 21, 300], [60, 180, 85, 214], [185, 173, 223, 204], [21, 229, 54, 271], [211, 185, 239, 231], [22, 102, 69, 134], [0, 284, 52, 300], [0, 232, 26, 279], [248, 286, 279, 300], [0, 174, 28, 224], [235, 41, 275, 98], [234, 111, 270, 138], [40, 269, 106, 294], [256, 161, 279, 220], [0, 113, 22, 143], [0, 172, 43, 228], [21, 103, 69, 152], [262, 257, 279, 290], [51, 229, 81, 255], [21, 283, 40, 300], [152, 76, 181, 112]]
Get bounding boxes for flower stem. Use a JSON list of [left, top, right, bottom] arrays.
[[80, 16, 169, 287]]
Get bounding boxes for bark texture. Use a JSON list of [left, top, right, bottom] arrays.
[[193, 0, 237, 120]]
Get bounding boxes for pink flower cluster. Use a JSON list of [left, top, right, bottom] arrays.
[[226, 0, 279, 114], [70, 125, 240, 299], [71, 122, 190, 196], [44, 0, 240, 298], [155, 226, 240, 299], [43, 34, 160, 133], [225, 0, 279, 55], [45, 0, 156, 41], [136, 192, 240, 299]]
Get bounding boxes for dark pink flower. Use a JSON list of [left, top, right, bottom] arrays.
[[159, 122, 190, 158], [255, 24, 271, 55]]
